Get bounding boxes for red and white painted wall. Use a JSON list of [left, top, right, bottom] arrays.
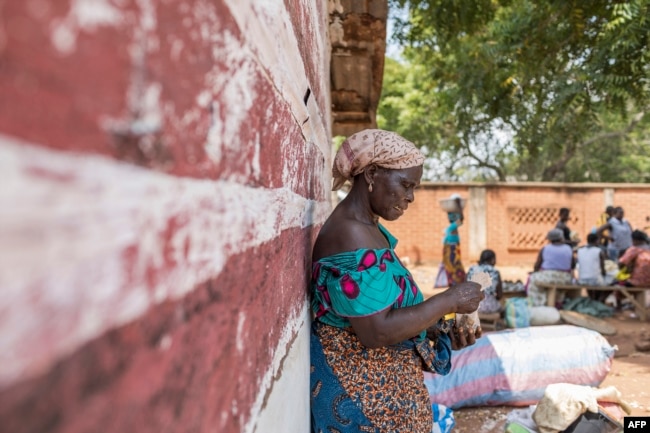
[[0, 1, 331, 432]]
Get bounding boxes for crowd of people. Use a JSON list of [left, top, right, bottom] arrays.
[[431, 199, 650, 314], [526, 206, 650, 308]]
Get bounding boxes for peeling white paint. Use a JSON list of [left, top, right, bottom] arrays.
[[158, 334, 172, 351], [100, 81, 163, 138], [72, 0, 124, 28], [202, 30, 257, 169], [136, 82, 163, 134], [135, 0, 156, 32], [196, 90, 211, 108], [0, 135, 331, 388], [236, 312, 246, 353], [186, 1, 330, 186], [50, 0, 125, 54], [251, 132, 261, 180], [169, 37, 184, 61], [232, 399, 239, 415], [222, 0, 309, 123]]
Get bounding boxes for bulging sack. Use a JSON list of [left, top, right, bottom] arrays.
[[423, 325, 616, 409]]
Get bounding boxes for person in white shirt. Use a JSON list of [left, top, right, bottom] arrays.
[[576, 233, 607, 301]]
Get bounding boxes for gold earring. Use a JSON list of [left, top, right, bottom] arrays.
[[368, 183, 373, 192]]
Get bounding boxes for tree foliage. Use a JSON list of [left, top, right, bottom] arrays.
[[382, 0, 650, 182]]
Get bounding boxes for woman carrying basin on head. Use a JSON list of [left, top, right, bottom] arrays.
[[434, 194, 467, 288]]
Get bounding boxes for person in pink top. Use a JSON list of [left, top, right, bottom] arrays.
[[617, 230, 650, 287]]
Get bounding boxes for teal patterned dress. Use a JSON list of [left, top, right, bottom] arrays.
[[310, 224, 452, 433]]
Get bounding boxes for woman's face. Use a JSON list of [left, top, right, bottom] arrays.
[[370, 165, 423, 221]]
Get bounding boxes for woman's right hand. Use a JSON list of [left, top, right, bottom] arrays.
[[447, 281, 483, 314]]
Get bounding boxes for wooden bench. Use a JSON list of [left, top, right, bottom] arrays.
[[478, 312, 506, 331], [535, 282, 650, 321]]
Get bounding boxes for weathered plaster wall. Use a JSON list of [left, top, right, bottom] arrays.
[[0, 1, 331, 432]]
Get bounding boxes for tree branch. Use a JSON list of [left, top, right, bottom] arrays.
[[464, 145, 507, 181], [542, 110, 646, 179]]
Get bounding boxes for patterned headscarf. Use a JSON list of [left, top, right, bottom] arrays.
[[332, 129, 425, 191]]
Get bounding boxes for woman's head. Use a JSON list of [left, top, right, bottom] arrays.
[[547, 228, 564, 243], [559, 207, 570, 222], [614, 206, 624, 219], [632, 230, 649, 245], [332, 129, 424, 191], [586, 233, 599, 245], [448, 212, 462, 222], [332, 130, 424, 221], [478, 249, 496, 265], [360, 164, 423, 220]]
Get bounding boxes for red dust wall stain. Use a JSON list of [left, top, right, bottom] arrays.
[[0, 1, 330, 432]]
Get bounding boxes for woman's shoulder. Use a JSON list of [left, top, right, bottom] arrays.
[[312, 217, 390, 261]]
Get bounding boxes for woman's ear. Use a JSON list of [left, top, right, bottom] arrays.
[[363, 164, 378, 186]]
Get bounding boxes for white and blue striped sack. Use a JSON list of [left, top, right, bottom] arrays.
[[424, 325, 615, 409]]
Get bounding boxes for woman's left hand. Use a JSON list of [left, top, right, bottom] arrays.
[[450, 323, 482, 350]]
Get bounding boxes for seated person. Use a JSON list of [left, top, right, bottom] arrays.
[[577, 233, 608, 301], [467, 249, 503, 314], [527, 229, 575, 307], [617, 230, 650, 287]]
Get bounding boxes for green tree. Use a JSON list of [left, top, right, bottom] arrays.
[[385, 0, 650, 182]]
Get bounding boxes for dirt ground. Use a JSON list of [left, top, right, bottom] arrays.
[[409, 262, 650, 432]]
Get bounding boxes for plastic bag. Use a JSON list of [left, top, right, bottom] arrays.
[[456, 311, 480, 332], [434, 263, 449, 288], [431, 403, 455, 433], [504, 297, 531, 328], [615, 266, 630, 282]]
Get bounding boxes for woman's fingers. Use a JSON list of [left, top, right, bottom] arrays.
[[450, 325, 482, 350], [455, 325, 468, 347], [465, 327, 476, 345]]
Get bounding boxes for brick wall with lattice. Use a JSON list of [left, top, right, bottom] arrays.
[[508, 207, 579, 250], [382, 183, 650, 268]]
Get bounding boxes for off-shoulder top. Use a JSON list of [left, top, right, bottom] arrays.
[[311, 224, 426, 340]]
